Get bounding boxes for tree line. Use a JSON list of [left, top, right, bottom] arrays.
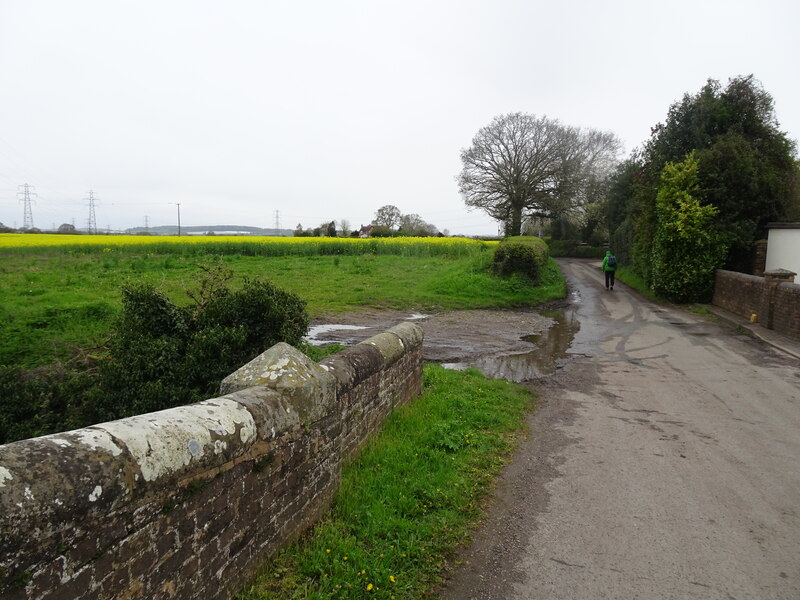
[[294, 205, 445, 238], [460, 75, 800, 301]]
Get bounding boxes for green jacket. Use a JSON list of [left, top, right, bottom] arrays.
[[601, 252, 616, 271]]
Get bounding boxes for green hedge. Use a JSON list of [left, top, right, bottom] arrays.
[[492, 236, 549, 284], [546, 239, 607, 258]]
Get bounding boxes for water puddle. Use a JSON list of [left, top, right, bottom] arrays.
[[305, 324, 369, 346], [442, 310, 580, 382]]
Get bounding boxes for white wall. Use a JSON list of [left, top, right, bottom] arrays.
[[765, 227, 800, 275]]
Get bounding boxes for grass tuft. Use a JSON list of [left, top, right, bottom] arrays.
[[238, 364, 533, 600]]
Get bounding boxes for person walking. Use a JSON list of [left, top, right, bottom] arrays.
[[601, 250, 617, 290]]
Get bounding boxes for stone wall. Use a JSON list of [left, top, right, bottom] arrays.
[[713, 269, 800, 340], [0, 322, 423, 600]]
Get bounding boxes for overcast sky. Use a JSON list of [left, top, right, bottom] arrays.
[[1, 0, 798, 235]]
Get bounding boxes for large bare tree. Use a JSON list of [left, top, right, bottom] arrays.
[[458, 113, 620, 236], [374, 204, 402, 229]]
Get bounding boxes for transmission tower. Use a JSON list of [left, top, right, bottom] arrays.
[[17, 183, 36, 230], [274, 210, 281, 235], [86, 190, 97, 234], [144, 215, 149, 231]]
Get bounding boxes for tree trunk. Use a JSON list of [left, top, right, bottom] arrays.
[[508, 206, 523, 237]]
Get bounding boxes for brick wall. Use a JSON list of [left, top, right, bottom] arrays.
[[712, 270, 765, 320], [772, 282, 800, 340], [713, 270, 800, 340], [0, 323, 423, 600]]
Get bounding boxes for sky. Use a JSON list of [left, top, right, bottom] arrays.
[[0, 0, 798, 236]]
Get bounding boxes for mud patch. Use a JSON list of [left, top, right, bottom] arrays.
[[308, 308, 578, 382], [442, 311, 580, 382]]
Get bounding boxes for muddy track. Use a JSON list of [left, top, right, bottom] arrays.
[[308, 307, 577, 381]]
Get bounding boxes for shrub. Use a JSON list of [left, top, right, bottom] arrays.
[[651, 152, 729, 302], [0, 269, 310, 443], [492, 236, 549, 283], [97, 276, 309, 419]]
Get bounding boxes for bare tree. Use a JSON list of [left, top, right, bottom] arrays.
[[338, 219, 350, 236], [458, 113, 621, 236], [399, 213, 438, 236], [374, 205, 402, 229]]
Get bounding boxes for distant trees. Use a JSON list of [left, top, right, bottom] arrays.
[[293, 221, 338, 237], [369, 205, 440, 237], [606, 75, 800, 294], [374, 205, 402, 229], [458, 113, 621, 236]]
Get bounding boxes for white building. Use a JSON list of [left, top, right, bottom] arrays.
[[765, 223, 800, 275]]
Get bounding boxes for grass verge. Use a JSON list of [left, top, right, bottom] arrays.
[[238, 364, 533, 600], [613, 266, 664, 302]]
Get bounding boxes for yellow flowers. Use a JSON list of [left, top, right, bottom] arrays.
[[0, 233, 496, 258], [389, 575, 396, 583], [366, 583, 373, 591]]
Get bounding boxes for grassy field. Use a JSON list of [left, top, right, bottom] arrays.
[[0, 236, 565, 368]]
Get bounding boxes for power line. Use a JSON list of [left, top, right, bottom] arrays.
[[17, 183, 36, 229]]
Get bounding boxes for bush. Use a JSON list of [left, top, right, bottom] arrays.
[[650, 153, 729, 303], [97, 276, 309, 419], [0, 269, 310, 443], [492, 236, 549, 283]]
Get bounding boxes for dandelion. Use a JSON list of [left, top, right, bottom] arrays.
[[343, 556, 348, 561], [366, 583, 373, 591], [389, 575, 396, 583], [326, 549, 331, 553]]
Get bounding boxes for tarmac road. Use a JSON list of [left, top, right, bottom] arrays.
[[442, 259, 800, 600]]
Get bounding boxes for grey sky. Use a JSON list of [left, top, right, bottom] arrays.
[[1, 0, 798, 235]]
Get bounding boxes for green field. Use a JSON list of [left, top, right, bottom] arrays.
[[0, 240, 565, 369], [1, 235, 563, 596]]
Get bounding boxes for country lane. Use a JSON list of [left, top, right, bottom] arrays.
[[442, 258, 800, 600]]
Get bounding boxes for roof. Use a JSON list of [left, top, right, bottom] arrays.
[[767, 223, 800, 229]]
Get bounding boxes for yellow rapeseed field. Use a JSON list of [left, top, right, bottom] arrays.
[[0, 233, 496, 257]]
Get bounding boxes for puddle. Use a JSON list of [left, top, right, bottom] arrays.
[[408, 313, 429, 320], [442, 310, 580, 382], [305, 324, 369, 346]]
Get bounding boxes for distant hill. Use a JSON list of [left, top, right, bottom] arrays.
[[124, 225, 294, 236]]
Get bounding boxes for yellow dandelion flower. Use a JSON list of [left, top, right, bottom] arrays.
[[389, 575, 396, 583], [367, 583, 373, 591]]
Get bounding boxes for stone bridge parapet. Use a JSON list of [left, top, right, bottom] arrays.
[[0, 322, 423, 600]]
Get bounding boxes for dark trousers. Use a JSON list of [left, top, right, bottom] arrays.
[[605, 270, 615, 289]]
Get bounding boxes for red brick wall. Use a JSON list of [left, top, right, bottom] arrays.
[[712, 270, 765, 320], [0, 323, 423, 600], [713, 270, 800, 340], [772, 283, 800, 340]]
